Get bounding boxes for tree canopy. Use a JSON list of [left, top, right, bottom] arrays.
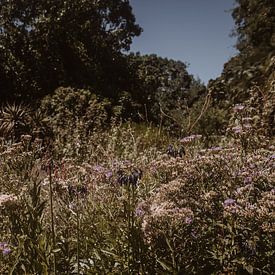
[[209, 0, 275, 103], [0, 0, 142, 101], [0, 0, 203, 128], [108, 53, 208, 135], [127, 53, 193, 121]]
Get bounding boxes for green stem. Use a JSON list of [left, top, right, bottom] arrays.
[[127, 184, 131, 274], [49, 159, 56, 275], [77, 194, 80, 275]]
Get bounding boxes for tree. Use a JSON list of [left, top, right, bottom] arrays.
[[0, 0, 141, 102], [233, 0, 274, 54], [209, 0, 275, 103], [127, 53, 193, 123]]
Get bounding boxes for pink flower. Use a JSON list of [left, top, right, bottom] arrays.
[[180, 134, 202, 144], [244, 176, 252, 184], [232, 126, 242, 134], [223, 198, 236, 207], [105, 171, 113, 178], [233, 104, 245, 112], [185, 217, 193, 224], [93, 165, 105, 172], [0, 194, 17, 206]]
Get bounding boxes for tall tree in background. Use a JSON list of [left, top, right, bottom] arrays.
[[0, 0, 141, 102], [126, 53, 194, 123], [233, 0, 274, 57], [209, 0, 275, 103]]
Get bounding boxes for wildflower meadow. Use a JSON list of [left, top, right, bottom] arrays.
[[0, 84, 274, 274], [0, 0, 274, 274]]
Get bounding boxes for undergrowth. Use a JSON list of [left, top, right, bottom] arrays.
[[0, 86, 274, 274]]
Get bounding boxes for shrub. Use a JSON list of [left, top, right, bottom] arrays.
[[140, 144, 274, 274], [40, 87, 111, 138], [0, 85, 274, 274]]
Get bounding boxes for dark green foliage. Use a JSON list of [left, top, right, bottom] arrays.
[[233, 0, 274, 53], [40, 86, 111, 138], [209, 0, 275, 104], [206, 0, 275, 139], [0, 103, 53, 142], [5, 177, 51, 274], [0, 0, 202, 132], [185, 96, 228, 138], [0, 0, 141, 101], [0, 103, 30, 141], [131, 53, 192, 115], [127, 53, 195, 124]]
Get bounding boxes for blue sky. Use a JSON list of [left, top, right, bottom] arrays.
[[129, 0, 238, 84]]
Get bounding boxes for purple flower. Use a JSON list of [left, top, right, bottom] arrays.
[[209, 146, 222, 151], [185, 217, 193, 224], [223, 198, 236, 207], [93, 165, 104, 172], [208, 147, 223, 154], [2, 247, 11, 255], [180, 134, 202, 144], [0, 242, 11, 256], [244, 176, 252, 184], [105, 171, 113, 178], [135, 202, 147, 217], [135, 208, 145, 217], [180, 137, 193, 143], [232, 126, 242, 134], [0, 242, 8, 249], [191, 230, 198, 238]]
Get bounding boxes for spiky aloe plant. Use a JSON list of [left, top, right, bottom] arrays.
[[0, 103, 30, 141], [30, 108, 53, 140]]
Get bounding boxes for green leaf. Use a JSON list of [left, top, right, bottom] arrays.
[[157, 259, 173, 272]]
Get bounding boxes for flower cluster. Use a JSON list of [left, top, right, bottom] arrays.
[[0, 194, 17, 207], [139, 145, 274, 273], [117, 169, 143, 186], [0, 242, 11, 256], [180, 134, 202, 144], [166, 144, 185, 158]]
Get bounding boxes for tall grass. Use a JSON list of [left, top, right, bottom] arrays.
[[0, 90, 274, 274]]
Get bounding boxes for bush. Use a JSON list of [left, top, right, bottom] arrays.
[[140, 140, 274, 274], [40, 87, 111, 138], [0, 85, 274, 274]]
